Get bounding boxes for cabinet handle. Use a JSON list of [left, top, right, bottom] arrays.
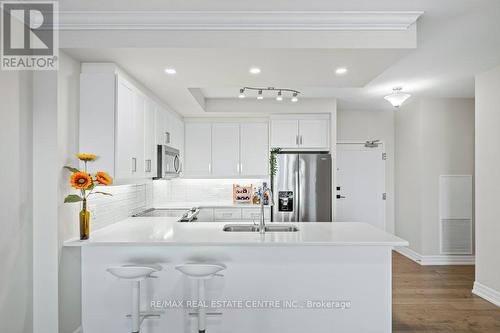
[[165, 132, 170, 145], [208, 163, 212, 173], [299, 135, 303, 145], [132, 157, 137, 172], [240, 163, 243, 174], [145, 159, 151, 172], [296, 135, 299, 145]]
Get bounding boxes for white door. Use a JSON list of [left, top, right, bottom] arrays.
[[335, 143, 386, 230], [211, 123, 240, 176], [299, 119, 330, 149], [184, 123, 212, 176], [143, 99, 157, 177], [115, 77, 135, 179], [270, 119, 299, 148], [240, 122, 269, 176]]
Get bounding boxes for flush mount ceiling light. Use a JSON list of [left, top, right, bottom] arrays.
[[164, 68, 176, 75], [335, 67, 348, 75], [238, 87, 301, 103], [384, 87, 411, 108], [249, 67, 261, 74]]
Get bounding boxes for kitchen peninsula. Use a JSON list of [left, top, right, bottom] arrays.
[[66, 219, 408, 333]]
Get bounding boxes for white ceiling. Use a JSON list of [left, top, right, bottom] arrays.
[[63, 0, 500, 114], [64, 48, 410, 115]]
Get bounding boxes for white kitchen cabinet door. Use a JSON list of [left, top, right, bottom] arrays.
[[132, 92, 145, 179], [115, 77, 135, 179], [211, 123, 240, 176], [184, 123, 212, 176], [270, 119, 299, 148], [144, 99, 157, 177], [240, 122, 269, 176], [299, 119, 330, 149], [170, 115, 184, 151]]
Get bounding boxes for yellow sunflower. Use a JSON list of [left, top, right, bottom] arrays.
[[95, 172, 113, 186], [77, 153, 97, 162], [70, 172, 93, 190]]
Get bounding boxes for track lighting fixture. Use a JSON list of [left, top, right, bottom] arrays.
[[276, 91, 283, 101], [238, 88, 245, 99], [238, 87, 301, 102]]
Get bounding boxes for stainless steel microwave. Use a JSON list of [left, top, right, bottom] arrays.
[[155, 145, 181, 179]]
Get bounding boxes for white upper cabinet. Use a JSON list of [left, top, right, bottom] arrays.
[[299, 119, 330, 149], [269, 119, 299, 148], [144, 99, 157, 177], [240, 122, 269, 176], [184, 123, 212, 176], [114, 77, 136, 180], [270, 115, 330, 151], [211, 123, 240, 176], [80, 63, 183, 182], [183, 120, 270, 178]]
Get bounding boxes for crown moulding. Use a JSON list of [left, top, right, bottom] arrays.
[[57, 11, 423, 31]]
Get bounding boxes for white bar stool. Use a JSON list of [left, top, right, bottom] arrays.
[[107, 264, 162, 333], [175, 264, 226, 333]]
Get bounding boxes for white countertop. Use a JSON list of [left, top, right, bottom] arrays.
[[64, 218, 408, 247]]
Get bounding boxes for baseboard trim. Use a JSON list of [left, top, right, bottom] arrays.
[[395, 247, 475, 265], [72, 326, 83, 333], [473, 281, 500, 307]]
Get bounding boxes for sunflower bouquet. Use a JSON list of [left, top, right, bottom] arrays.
[[64, 153, 113, 240]]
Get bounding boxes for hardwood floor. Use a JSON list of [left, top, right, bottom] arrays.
[[392, 251, 500, 333]]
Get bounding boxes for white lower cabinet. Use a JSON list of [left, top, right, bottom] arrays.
[[196, 207, 270, 222], [196, 208, 214, 222], [240, 123, 269, 176], [214, 208, 242, 220]]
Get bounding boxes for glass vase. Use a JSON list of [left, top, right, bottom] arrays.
[[80, 199, 90, 240]]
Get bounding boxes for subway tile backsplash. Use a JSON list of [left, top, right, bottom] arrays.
[[88, 182, 153, 231], [87, 178, 267, 231], [153, 178, 268, 206]]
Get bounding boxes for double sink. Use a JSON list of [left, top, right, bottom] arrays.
[[223, 224, 299, 232]]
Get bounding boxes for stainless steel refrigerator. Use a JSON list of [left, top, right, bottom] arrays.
[[272, 152, 332, 222]]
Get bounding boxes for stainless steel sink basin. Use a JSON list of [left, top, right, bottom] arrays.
[[223, 224, 299, 232]]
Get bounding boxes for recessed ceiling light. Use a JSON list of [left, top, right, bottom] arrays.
[[164, 68, 176, 75], [249, 67, 261, 74], [335, 67, 348, 75]]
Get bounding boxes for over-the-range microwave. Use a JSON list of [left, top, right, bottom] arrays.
[[155, 145, 181, 179]]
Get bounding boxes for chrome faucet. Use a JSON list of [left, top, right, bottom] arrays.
[[259, 182, 273, 234]]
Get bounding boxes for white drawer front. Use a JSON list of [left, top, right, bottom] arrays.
[[196, 208, 214, 222], [214, 208, 242, 220], [241, 207, 270, 220]]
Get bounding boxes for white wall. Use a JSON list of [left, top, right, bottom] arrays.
[[337, 109, 395, 233], [0, 71, 33, 333], [395, 98, 474, 256], [475, 65, 500, 300]]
